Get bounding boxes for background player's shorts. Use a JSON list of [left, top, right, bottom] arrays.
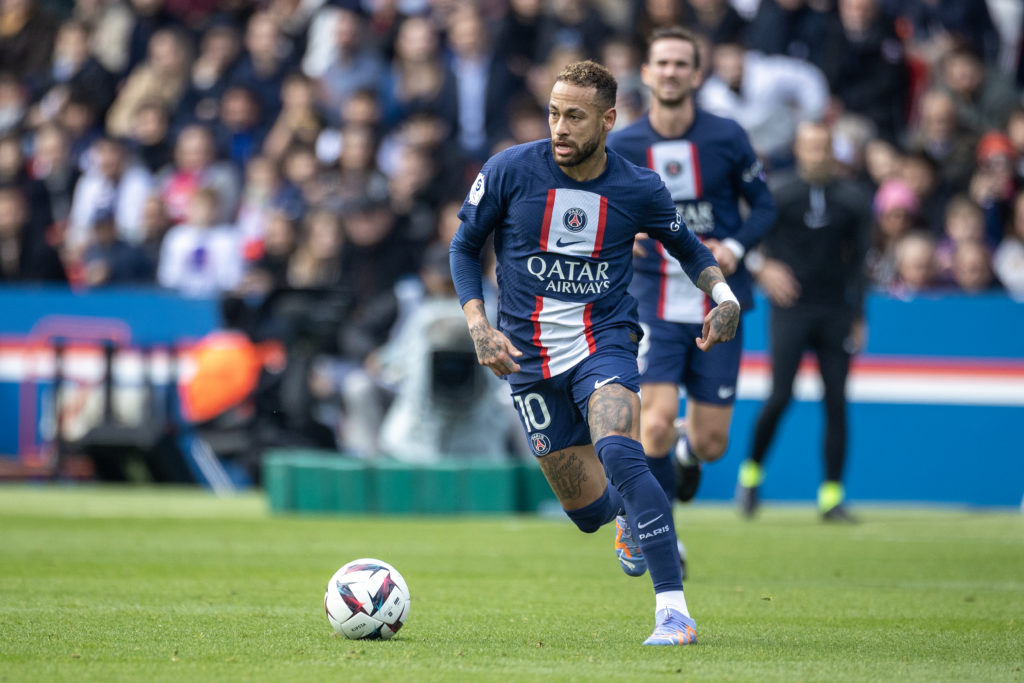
[[509, 347, 641, 457], [637, 317, 744, 405]]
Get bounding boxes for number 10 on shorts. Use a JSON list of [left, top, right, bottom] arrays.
[[513, 393, 551, 430]]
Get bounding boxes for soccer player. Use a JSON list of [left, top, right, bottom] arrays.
[[449, 60, 740, 646], [607, 27, 777, 569]]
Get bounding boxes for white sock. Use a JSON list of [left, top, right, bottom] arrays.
[[655, 590, 689, 618]]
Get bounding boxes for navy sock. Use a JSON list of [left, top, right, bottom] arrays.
[[646, 452, 676, 505], [564, 483, 623, 533], [596, 435, 682, 593]]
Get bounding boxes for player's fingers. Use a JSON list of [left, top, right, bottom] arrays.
[[504, 339, 523, 357]]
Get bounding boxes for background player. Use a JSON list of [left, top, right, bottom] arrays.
[[449, 61, 739, 646], [608, 27, 777, 574]]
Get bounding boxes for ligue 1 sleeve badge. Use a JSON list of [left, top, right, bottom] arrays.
[[530, 432, 551, 455], [468, 172, 485, 205]]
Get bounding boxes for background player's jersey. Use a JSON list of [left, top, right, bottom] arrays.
[[450, 140, 717, 385], [609, 110, 776, 322]]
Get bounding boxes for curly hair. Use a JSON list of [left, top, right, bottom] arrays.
[[554, 60, 618, 111]]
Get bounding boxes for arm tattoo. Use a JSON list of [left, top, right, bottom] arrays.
[[538, 449, 587, 500], [467, 302, 502, 362], [695, 265, 726, 296], [587, 385, 636, 441]]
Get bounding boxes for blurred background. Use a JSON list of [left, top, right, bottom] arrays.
[[0, 0, 1021, 509]]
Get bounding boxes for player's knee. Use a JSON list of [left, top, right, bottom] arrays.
[[642, 413, 675, 453], [691, 432, 728, 463]]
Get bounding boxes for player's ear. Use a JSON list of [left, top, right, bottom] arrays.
[[603, 106, 617, 133]]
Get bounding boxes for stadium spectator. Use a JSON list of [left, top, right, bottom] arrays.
[[310, 6, 385, 125], [1006, 107, 1024, 185], [237, 207, 297, 296], [235, 154, 302, 257], [446, 5, 520, 159], [27, 122, 79, 226], [81, 208, 154, 286], [951, 240, 998, 293], [380, 16, 457, 134], [211, 85, 266, 169], [67, 135, 152, 253], [230, 11, 294, 123], [697, 38, 828, 168], [496, 0, 546, 78], [969, 132, 1018, 245], [262, 73, 323, 162], [0, 0, 58, 84], [686, 0, 748, 47], [535, 0, 612, 63], [934, 194, 989, 283], [936, 46, 1019, 136], [888, 0, 1000, 66], [0, 131, 53, 241], [891, 230, 938, 297], [287, 207, 342, 289], [867, 177, 920, 287], [0, 71, 27, 136], [745, 0, 828, 64], [127, 100, 173, 174], [158, 123, 240, 224], [124, 0, 181, 74], [138, 193, 171, 267], [738, 121, 870, 522], [29, 19, 116, 123], [156, 186, 242, 297], [993, 189, 1024, 299], [818, 0, 909, 143], [897, 151, 945, 233], [903, 89, 977, 193], [179, 22, 242, 127], [105, 26, 191, 139], [0, 186, 65, 283]]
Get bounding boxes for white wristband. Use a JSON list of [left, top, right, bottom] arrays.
[[712, 282, 739, 306]]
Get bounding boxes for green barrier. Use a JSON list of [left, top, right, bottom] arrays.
[[261, 450, 558, 515]]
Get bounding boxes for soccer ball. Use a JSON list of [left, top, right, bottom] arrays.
[[324, 558, 411, 640]]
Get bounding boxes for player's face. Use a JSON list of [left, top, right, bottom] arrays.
[[642, 38, 701, 106], [548, 81, 614, 168]]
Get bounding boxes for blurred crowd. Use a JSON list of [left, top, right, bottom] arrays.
[[1, 0, 1023, 456]]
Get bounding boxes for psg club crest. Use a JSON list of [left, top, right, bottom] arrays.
[[664, 160, 683, 177], [530, 433, 551, 455], [562, 207, 588, 232]]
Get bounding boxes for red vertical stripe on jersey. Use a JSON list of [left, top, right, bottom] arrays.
[[530, 295, 551, 378], [590, 195, 608, 258], [539, 189, 556, 250], [646, 147, 654, 170], [690, 144, 703, 198], [583, 303, 597, 353], [657, 242, 669, 320]]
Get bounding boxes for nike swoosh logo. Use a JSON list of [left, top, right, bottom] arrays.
[[594, 376, 620, 389], [717, 386, 735, 399], [555, 237, 585, 247], [637, 514, 664, 529]]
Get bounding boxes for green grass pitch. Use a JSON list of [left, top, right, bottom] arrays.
[[1, 485, 1021, 682]]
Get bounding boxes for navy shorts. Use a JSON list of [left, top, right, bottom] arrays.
[[637, 317, 743, 405], [509, 348, 641, 457]]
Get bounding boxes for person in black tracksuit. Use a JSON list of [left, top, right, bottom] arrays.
[[737, 121, 871, 522]]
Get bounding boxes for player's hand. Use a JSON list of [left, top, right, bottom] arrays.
[[705, 239, 738, 276], [756, 259, 800, 307], [633, 232, 649, 258], [696, 300, 739, 351], [845, 318, 867, 354], [468, 319, 523, 378]]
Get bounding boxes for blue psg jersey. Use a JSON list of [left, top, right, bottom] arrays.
[[608, 110, 776, 322], [450, 139, 717, 385]]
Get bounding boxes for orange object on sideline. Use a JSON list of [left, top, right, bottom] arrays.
[[178, 331, 285, 423]]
